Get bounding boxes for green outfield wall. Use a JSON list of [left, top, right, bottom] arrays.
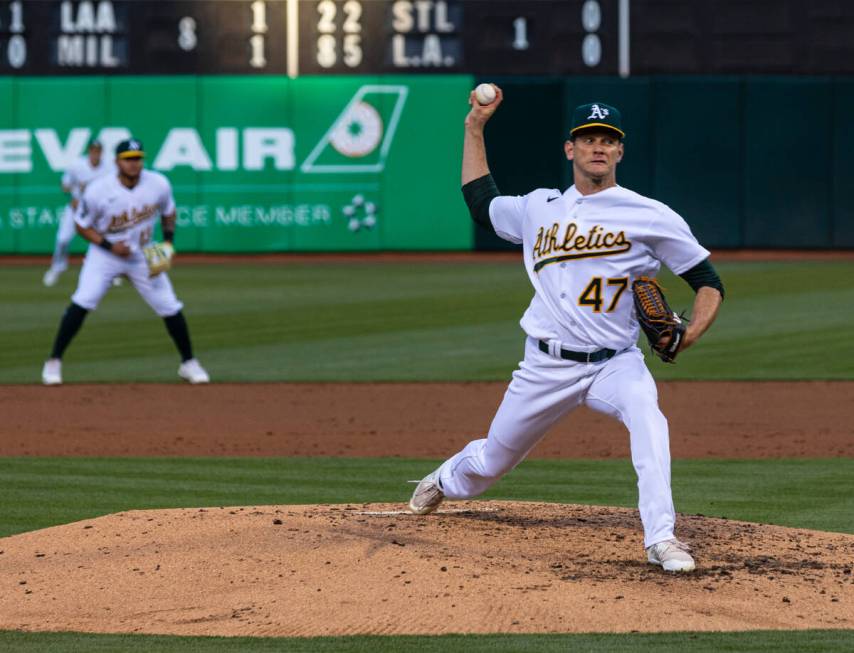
[[0, 75, 473, 253], [1, 75, 852, 253]]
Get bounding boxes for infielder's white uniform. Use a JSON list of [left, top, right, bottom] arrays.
[[72, 170, 183, 317], [52, 156, 115, 267], [435, 184, 709, 547]]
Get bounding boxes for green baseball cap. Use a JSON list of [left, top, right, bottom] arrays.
[[570, 102, 625, 139], [116, 138, 144, 159]]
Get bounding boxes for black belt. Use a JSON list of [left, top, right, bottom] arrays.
[[538, 340, 617, 363]]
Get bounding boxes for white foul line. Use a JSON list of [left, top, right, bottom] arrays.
[[355, 509, 500, 516]]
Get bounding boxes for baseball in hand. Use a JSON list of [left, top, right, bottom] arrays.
[[475, 83, 497, 105]]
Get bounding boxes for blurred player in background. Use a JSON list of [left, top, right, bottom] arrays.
[[43, 140, 115, 287], [41, 138, 210, 386]]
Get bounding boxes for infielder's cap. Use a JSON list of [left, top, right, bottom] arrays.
[[116, 138, 144, 159], [570, 102, 625, 139], [87, 139, 102, 149]]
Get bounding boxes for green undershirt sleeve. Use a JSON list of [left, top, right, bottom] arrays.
[[679, 258, 725, 299], [461, 174, 500, 231]]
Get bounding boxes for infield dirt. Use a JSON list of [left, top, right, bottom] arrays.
[[1, 502, 852, 637], [1, 381, 852, 458]]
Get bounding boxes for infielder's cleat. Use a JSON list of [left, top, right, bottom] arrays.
[[41, 359, 62, 386], [408, 470, 445, 515], [646, 538, 696, 572], [42, 268, 60, 287], [178, 358, 210, 384]]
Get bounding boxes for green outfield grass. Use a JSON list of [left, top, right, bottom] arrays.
[[1, 457, 851, 538], [1, 259, 852, 382], [1, 456, 853, 651], [2, 629, 853, 653]]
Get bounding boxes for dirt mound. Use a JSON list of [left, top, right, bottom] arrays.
[[1, 502, 851, 637]]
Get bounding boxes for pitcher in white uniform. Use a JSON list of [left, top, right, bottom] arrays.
[[409, 89, 725, 573], [41, 139, 210, 386], [43, 140, 115, 287]]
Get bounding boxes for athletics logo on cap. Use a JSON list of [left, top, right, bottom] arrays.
[[116, 138, 145, 159], [587, 104, 609, 120], [570, 102, 625, 139]]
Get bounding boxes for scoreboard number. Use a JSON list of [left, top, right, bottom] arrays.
[[581, 0, 602, 67], [512, 17, 529, 51], [250, 1, 268, 68], [7, 32, 25, 68], [315, 0, 363, 69], [8, 0, 22, 31], [251, 1, 268, 33], [2, 0, 26, 68], [177, 17, 197, 52], [342, 0, 362, 67]]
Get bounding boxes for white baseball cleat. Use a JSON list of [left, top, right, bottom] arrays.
[[41, 359, 63, 386], [178, 358, 210, 384], [42, 268, 60, 287], [646, 538, 696, 572], [408, 469, 445, 515]]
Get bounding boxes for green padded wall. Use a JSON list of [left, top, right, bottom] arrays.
[[832, 79, 854, 247], [743, 78, 833, 247], [652, 77, 743, 248]]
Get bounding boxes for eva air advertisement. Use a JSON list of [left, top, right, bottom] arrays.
[[0, 76, 473, 252]]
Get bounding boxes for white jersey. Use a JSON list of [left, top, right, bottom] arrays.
[[75, 170, 175, 254], [61, 156, 115, 202], [489, 184, 710, 352]]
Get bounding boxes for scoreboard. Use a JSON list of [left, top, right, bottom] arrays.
[[0, 0, 621, 75], [2, 0, 854, 76], [297, 0, 619, 75]]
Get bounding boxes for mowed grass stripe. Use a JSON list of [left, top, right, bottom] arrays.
[[1, 260, 852, 382], [0, 457, 851, 538], [1, 629, 853, 653]]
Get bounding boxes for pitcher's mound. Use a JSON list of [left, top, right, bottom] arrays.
[[1, 501, 852, 637]]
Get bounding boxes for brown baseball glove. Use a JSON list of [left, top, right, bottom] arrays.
[[632, 276, 687, 363]]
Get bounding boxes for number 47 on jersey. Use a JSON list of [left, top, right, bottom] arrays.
[[579, 277, 628, 313]]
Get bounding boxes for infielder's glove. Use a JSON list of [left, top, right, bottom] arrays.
[[632, 276, 687, 364], [142, 241, 174, 277]]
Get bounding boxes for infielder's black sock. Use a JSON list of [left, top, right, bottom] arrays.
[[163, 312, 194, 362], [50, 303, 88, 359]]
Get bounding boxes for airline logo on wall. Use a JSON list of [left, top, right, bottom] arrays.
[[301, 85, 408, 173]]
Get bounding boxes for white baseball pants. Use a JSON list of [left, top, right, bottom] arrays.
[[71, 245, 183, 317], [49, 205, 78, 271], [436, 337, 676, 548]]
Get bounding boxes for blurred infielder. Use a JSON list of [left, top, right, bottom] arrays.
[[43, 140, 115, 287], [409, 89, 725, 573], [41, 139, 209, 386]]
